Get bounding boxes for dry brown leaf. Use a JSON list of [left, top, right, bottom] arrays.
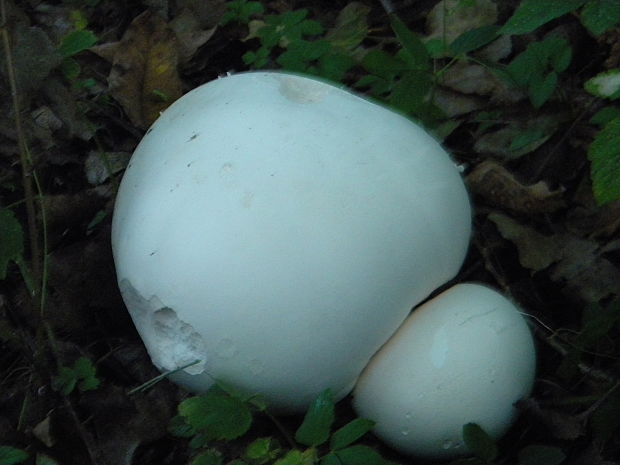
[[468, 160, 566, 214], [32, 416, 55, 447], [489, 213, 620, 302], [170, 8, 217, 63], [426, 0, 497, 43], [518, 398, 586, 440], [441, 62, 499, 96], [92, 11, 183, 129]]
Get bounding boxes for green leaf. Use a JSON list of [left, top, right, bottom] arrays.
[[588, 116, 620, 204], [585, 68, 620, 100], [590, 106, 620, 125], [78, 375, 101, 392], [330, 419, 376, 451], [300, 19, 324, 36], [462, 423, 498, 461], [73, 357, 96, 379], [581, 0, 620, 35], [500, 0, 588, 35], [178, 391, 253, 440], [321, 453, 342, 465], [518, 445, 566, 465], [361, 50, 404, 78], [509, 127, 548, 152], [317, 51, 356, 81], [52, 366, 78, 395], [0, 447, 29, 465], [388, 70, 434, 115], [388, 14, 430, 70], [245, 438, 281, 464], [529, 71, 558, 108], [221, 0, 265, 25], [334, 445, 385, 465], [58, 30, 98, 58], [450, 25, 501, 55], [190, 450, 223, 465], [0, 208, 24, 280], [60, 57, 81, 80], [274, 449, 317, 465], [295, 389, 335, 447]]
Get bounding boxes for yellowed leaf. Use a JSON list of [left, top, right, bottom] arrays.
[[93, 11, 183, 129]]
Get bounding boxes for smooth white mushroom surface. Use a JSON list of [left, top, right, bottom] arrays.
[[353, 283, 536, 459], [111, 71, 471, 412]]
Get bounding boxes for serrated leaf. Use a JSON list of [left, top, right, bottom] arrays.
[[0, 446, 29, 465], [330, 419, 376, 450], [190, 450, 223, 465], [274, 449, 317, 465], [588, 116, 620, 204], [52, 367, 77, 395], [295, 389, 335, 447], [0, 209, 24, 280], [73, 357, 96, 379], [58, 30, 98, 57], [388, 14, 430, 70], [334, 445, 385, 465], [462, 423, 498, 461], [179, 392, 253, 440], [78, 376, 100, 392], [585, 68, 620, 100], [518, 445, 566, 465], [500, 0, 587, 35], [245, 437, 281, 464], [590, 106, 620, 125], [581, 0, 620, 35], [450, 25, 501, 55]]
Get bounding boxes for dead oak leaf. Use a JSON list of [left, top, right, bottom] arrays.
[[92, 11, 183, 129], [489, 213, 620, 302], [468, 160, 566, 214], [169, 8, 217, 64]]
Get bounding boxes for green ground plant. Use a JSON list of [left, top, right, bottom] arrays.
[[220, 0, 620, 204]]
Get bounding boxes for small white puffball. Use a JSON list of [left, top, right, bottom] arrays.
[[112, 71, 471, 412], [353, 283, 536, 459]]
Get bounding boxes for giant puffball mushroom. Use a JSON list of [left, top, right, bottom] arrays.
[[111, 71, 471, 413], [353, 283, 536, 459]]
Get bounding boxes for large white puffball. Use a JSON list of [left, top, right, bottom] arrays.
[[353, 283, 536, 459], [112, 71, 471, 412]]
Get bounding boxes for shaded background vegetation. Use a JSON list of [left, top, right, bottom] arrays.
[[1, 0, 620, 464]]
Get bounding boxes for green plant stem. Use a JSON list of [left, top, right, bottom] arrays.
[[1, 0, 42, 298]]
